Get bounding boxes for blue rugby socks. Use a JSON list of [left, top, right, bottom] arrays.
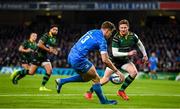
[[92, 83, 107, 104], [88, 83, 103, 93], [60, 75, 84, 84]]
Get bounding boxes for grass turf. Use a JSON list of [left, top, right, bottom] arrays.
[[0, 74, 180, 108]]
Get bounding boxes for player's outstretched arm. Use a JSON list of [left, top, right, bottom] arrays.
[[101, 52, 125, 82], [136, 40, 148, 62], [112, 47, 137, 57]]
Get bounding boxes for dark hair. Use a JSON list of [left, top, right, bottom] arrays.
[[50, 24, 58, 29], [101, 21, 116, 31], [29, 32, 37, 36], [119, 19, 129, 27]]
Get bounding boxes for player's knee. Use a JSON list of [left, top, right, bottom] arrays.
[[81, 74, 91, 82], [92, 76, 100, 83], [100, 78, 109, 85], [28, 71, 34, 75], [130, 71, 137, 78], [46, 69, 52, 74], [100, 77, 109, 85], [83, 78, 91, 82]]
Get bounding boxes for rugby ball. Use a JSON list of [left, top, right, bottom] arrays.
[[110, 73, 123, 84]]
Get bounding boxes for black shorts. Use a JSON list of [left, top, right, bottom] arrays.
[[31, 54, 50, 66], [19, 57, 31, 64], [112, 58, 132, 69]]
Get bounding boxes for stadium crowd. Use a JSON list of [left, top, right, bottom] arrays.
[[0, 20, 179, 72]]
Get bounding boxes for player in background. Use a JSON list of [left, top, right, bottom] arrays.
[[11, 25, 58, 91], [11, 32, 37, 84], [55, 21, 124, 105], [85, 19, 148, 101], [149, 52, 158, 80]]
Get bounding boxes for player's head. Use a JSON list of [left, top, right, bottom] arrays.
[[151, 52, 156, 57], [101, 21, 116, 39], [119, 19, 129, 36], [29, 32, 37, 42], [49, 24, 58, 36]]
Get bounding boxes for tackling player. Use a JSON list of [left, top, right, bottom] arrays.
[[55, 21, 124, 104], [85, 19, 148, 100]]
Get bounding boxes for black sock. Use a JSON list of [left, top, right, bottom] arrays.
[[41, 73, 51, 86], [16, 70, 28, 81], [120, 75, 134, 91]]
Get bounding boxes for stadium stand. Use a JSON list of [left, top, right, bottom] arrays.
[[0, 0, 179, 72], [0, 17, 179, 72]]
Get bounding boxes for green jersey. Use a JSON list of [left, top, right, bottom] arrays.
[[112, 31, 139, 62], [37, 33, 57, 58], [20, 40, 37, 62]]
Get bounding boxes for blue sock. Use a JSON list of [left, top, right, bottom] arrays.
[[89, 84, 103, 93], [61, 75, 84, 84], [92, 83, 106, 104]]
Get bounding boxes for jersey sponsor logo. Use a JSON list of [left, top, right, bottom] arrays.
[[49, 38, 56, 45], [129, 37, 133, 40]]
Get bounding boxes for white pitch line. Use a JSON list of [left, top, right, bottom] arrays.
[[0, 107, 180, 109], [0, 93, 180, 97]]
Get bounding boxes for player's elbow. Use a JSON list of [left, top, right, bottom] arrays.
[[112, 51, 118, 57], [101, 52, 110, 64], [18, 48, 21, 52], [37, 43, 44, 49], [18, 47, 22, 52], [37, 43, 41, 47]]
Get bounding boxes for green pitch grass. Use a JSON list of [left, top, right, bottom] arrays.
[[0, 74, 180, 108]]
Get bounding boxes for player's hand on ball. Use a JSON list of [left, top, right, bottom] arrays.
[[115, 70, 125, 82], [49, 47, 54, 53], [49, 47, 58, 55], [128, 50, 137, 56]]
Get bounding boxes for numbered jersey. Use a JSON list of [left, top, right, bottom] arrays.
[[70, 29, 107, 58]]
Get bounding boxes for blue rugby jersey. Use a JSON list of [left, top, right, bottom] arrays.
[[69, 29, 107, 59]]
